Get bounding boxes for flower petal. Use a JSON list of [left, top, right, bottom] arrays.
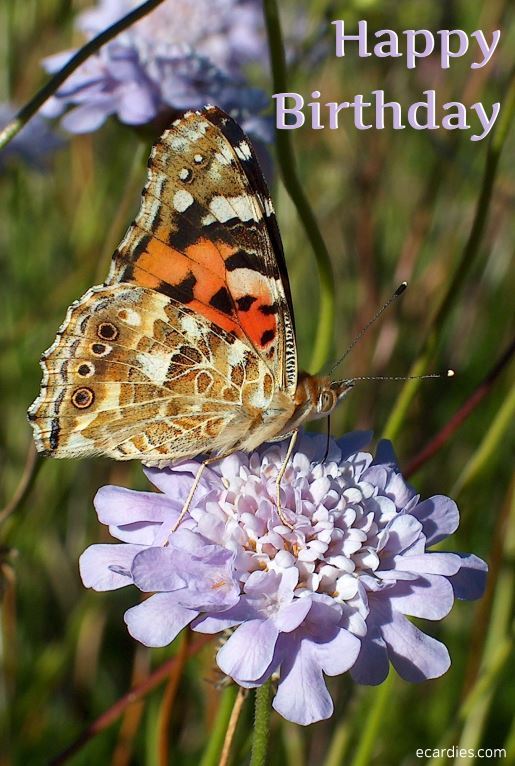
[[380, 515, 423, 555], [381, 611, 450, 681], [61, 104, 110, 133], [274, 597, 312, 632], [411, 496, 459, 545], [315, 627, 361, 676], [336, 431, 373, 460], [273, 639, 334, 725], [79, 544, 142, 590], [386, 575, 455, 619], [217, 619, 279, 681], [143, 464, 214, 501], [124, 593, 196, 647], [351, 628, 389, 685], [94, 486, 180, 544], [448, 554, 487, 600], [393, 552, 461, 576], [131, 547, 186, 592]]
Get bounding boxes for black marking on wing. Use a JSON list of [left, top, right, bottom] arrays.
[[259, 303, 279, 315], [236, 295, 257, 311], [209, 286, 234, 316], [50, 418, 60, 449], [159, 272, 197, 303], [260, 329, 275, 346], [225, 249, 272, 276]]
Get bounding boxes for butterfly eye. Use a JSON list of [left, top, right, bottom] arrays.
[[318, 391, 335, 413]]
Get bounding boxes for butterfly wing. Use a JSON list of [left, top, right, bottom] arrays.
[[28, 284, 279, 464], [108, 106, 297, 395], [29, 107, 298, 464]]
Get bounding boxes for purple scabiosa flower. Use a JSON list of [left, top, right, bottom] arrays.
[[80, 432, 487, 725], [41, 0, 271, 142], [0, 105, 63, 171]]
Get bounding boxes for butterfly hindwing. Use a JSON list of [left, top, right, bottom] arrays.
[[28, 284, 278, 465]]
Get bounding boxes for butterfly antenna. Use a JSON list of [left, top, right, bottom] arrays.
[[329, 282, 408, 376], [342, 370, 455, 385]]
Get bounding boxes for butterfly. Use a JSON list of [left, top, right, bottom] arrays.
[[28, 106, 352, 522]]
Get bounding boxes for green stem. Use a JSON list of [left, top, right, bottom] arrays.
[[0, 0, 167, 151], [250, 679, 272, 766], [383, 69, 515, 441], [350, 673, 395, 766], [263, 0, 335, 373], [199, 685, 239, 766], [323, 718, 352, 766], [452, 381, 515, 498]]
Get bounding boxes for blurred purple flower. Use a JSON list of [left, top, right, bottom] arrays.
[[0, 104, 62, 171], [80, 432, 487, 725], [41, 0, 271, 141]]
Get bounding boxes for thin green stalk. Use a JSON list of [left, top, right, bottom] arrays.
[[383, 70, 515, 441], [349, 673, 395, 766], [0, 0, 167, 151], [199, 685, 239, 766], [323, 718, 352, 766], [250, 679, 273, 766], [263, 0, 335, 373], [452, 382, 515, 497]]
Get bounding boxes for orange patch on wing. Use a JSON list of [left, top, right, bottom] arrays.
[[135, 238, 192, 285], [187, 299, 240, 334], [227, 269, 278, 349], [130, 235, 277, 347]]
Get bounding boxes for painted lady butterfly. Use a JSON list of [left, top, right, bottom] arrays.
[[28, 106, 351, 520]]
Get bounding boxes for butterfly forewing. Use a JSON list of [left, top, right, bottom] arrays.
[[108, 107, 297, 394]]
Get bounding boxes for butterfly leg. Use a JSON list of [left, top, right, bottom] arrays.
[[275, 430, 299, 529], [170, 450, 238, 534]]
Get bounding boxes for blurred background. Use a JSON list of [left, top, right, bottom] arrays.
[[1, 0, 513, 764]]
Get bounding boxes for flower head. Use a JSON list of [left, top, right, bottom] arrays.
[[41, 0, 271, 141], [80, 432, 487, 725]]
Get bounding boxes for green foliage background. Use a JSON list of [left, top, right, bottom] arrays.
[[1, 1, 513, 764]]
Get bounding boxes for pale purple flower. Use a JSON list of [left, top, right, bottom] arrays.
[[80, 432, 487, 725], [0, 105, 62, 171], [41, 0, 271, 141]]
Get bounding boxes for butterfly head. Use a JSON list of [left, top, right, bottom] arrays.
[[315, 378, 354, 418], [293, 374, 353, 425]]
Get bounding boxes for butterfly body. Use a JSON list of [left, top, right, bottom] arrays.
[[28, 107, 350, 467]]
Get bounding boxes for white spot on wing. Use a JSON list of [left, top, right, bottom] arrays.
[[263, 197, 275, 216], [119, 308, 141, 326], [209, 195, 261, 223], [173, 190, 194, 212], [214, 151, 232, 166], [227, 343, 246, 367], [235, 141, 252, 160], [136, 353, 173, 386], [181, 315, 203, 340]]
